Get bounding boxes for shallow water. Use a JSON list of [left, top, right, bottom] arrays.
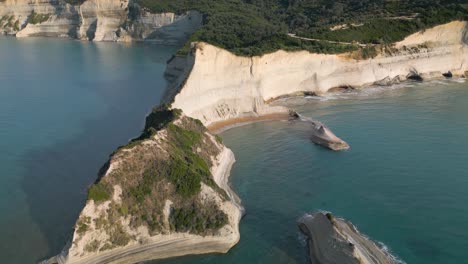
[[0, 37, 175, 263], [158, 79, 468, 264]]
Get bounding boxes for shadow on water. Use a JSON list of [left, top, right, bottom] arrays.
[[16, 42, 177, 262]]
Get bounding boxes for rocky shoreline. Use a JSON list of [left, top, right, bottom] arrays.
[[298, 212, 398, 264]]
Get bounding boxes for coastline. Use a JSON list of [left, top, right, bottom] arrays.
[[172, 21, 468, 127], [207, 74, 467, 135], [208, 113, 291, 134], [40, 20, 467, 263]]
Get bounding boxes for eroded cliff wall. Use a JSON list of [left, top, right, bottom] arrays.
[[170, 21, 468, 127], [0, 0, 202, 43]]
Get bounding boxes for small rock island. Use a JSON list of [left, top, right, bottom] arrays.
[[292, 112, 349, 151], [298, 212, 398, 264]]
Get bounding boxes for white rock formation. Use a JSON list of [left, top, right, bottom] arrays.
[[0, 0, 202, 42], [171, 21, 468, 127]]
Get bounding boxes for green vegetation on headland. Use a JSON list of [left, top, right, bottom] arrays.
[[136, 0, 467, 56], [82, 107, 228, 251]]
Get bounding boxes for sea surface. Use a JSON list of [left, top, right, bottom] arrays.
[[1, 37, 467, 264], [0, 37, 176, 263], [159, 79, 468, 264]]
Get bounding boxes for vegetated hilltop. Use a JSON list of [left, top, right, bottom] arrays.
[[70, 107, 233, 257], [133, 0, 467, 56]]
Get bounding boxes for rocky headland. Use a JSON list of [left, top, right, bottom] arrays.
[[41, 108, 242, 264], [36, 20, 468, 263]]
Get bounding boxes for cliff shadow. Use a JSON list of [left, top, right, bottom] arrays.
[[19, 76, 170, 262]]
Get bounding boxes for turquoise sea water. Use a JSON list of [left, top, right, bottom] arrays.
[[1, 37, 467, 264], [158, 80, 468, 264], [0, 37, 176, 263]]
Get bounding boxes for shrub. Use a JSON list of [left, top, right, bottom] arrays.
[[87, 183, 111, 202], [170, 202, 228, 234], [109, 223, 131, 246], [84, 240, 100, 252], [28, 11, 50, 25], [76, 216, 91, 235]]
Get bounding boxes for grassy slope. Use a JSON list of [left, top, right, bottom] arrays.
[[81, 107, 228, 252]]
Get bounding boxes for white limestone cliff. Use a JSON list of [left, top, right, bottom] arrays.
[[0, 0, 202, 42], [170, 21, 468, 127]]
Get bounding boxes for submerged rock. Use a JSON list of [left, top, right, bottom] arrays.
[[407, 70, 423, 81], [298, 212, 399, 264], [374, 76, 403, 86], [328, 85, 355, 93], [443, 71, 453, 78]]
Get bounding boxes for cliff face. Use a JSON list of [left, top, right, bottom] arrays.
[[0, 0, 202, 43], [170, 21, 468, 127], [45, 109, 242, 264]]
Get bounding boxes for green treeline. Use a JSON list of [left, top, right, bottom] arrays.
[[136, 0, 467, 56]]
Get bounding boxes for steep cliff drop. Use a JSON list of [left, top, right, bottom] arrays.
[[298, 212, 399, 264], [0, 0, 202, 43], [170, 21, 467, 124], [168, 21, 467, 150]]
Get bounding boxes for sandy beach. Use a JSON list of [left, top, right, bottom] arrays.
[[207, 113, 291, 134]]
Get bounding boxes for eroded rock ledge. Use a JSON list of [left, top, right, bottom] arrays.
[[298, 212, 399, 264]]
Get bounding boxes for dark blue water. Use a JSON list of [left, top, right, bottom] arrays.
[[0, 37, 176, 263], [158, 80, 468, 264]]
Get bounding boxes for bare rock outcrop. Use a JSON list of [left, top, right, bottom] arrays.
[[298, 212, 399, 264]]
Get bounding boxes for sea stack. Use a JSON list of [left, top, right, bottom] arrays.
[[307, 120, 349, 151], [298, 212, 398, 264]]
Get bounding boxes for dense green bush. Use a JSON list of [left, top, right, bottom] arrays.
[[87, 183, 111, 202], [171, 202, 228, 233], [119, 106, 181, 150], [165, 123, 211, 197], [28, 11, 50, 25]]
